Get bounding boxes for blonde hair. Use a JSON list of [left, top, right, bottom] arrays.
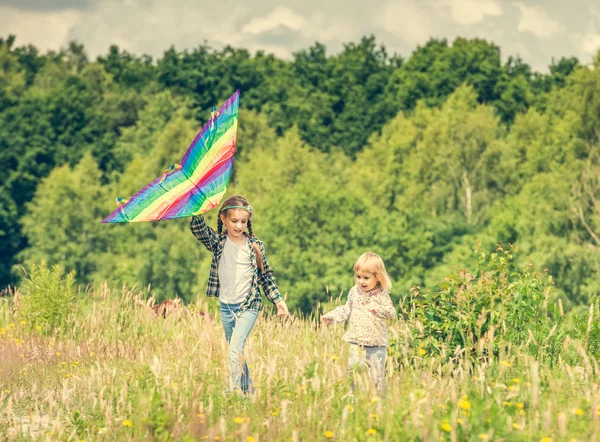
[[353, 252, 392, 292]]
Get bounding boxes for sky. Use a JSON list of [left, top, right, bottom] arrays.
[[1, 0, 599, 72]]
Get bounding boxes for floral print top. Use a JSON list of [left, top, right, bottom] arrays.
[[322, 285, 396, 347]]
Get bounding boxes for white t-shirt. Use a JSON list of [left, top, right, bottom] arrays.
[[218, 236, 254, 304]]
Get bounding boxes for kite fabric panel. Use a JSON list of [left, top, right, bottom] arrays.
[[102, 90, 240, 223]]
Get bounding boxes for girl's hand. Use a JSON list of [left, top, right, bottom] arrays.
[[275, 300, 290, 317], [321, 317, 333, 325]]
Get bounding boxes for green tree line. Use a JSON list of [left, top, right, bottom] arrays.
[[1, 34, 598, 313]]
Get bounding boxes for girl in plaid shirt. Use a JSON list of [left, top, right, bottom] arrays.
[[190, 195, 289, 395], [321, 252, 395, 398]]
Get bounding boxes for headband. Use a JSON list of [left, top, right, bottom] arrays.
[[221, 205, 253, 214]]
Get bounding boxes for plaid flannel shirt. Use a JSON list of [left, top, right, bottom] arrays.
[[190, 215, 282, 312]]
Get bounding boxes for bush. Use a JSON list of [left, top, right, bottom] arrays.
[[18, 261, 78, 335], [398, 246, 560, 361]]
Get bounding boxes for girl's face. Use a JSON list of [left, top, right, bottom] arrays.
[[355, 270, 379, 292], [220, 209, 250, 239]]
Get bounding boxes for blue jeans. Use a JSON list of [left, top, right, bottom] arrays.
[[220, 302, 259, 394], [348, 344, 387, 398]]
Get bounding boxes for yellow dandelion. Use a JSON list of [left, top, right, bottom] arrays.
[[247, 437, 256, 442], [508, 385, 519, 392], [418, 348, 426, 356], [370, 413, 378, 420], [500, 361, 511, 367], [271, 408, 280, 417], [324, 430, 334, 438], [473, 376, 479, 381], [367, 428, 377, 435], [9, 323, 14, 328], [540, 438, 552, 442], [503, 401, 511, 406], [575, 408, 584, 416], [458, 398, 471, 410], [35, 326, 41, 331], [479, 435, 488, 440], [457, 418, 464, 425], [56, 352, 60, 356], [512, 378, 520, 383], [346, 405, 354, 413], [370, 397, 379, 404], [234, 417, 245, 425], [519, 410, 526, 416], [512, 423, 522, 430], [20, 320, 26, 325], [441, 423, 452, 432], [516, 403, 524, 409], [0, 329, 5, 335], [122, 420, 133, 427]]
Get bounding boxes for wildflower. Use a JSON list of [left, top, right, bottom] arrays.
[[508, 385, 519, 392], [503, 401, 511, 407], [367, 428, 377, 435], [234, 417, 245, 425], [20, 320, 26, 325], [418, 348, 426, 356], [512, 423, 522, 430], [457, 418, 464, 425], [370, 413, 378, 420], [370, 397, 379, 404], [519, 410, 526, 416], [247, 437, 256, 442], [35, 326, 41, 331], [479, 435, 488, 440], [56, 352, 60, 356], [346, 405, 354, 413], [500, 361, 511, 368], [9, 323, 14, 328], [324, 431, 334, 438], [540, 438, 552, 442], [122, 420, 133, 427], [512, 378, 520, 383], [458, 398, 471, 410], [98, 428, 107, 434], [516, 403, 524, 409], [575, 408, 584, 416], [473, 376, 479, 381], [271, 408, 280, 417], [441, 423, 452, 432]]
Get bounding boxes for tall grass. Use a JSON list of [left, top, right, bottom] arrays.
[[1, 254, 599, 441]]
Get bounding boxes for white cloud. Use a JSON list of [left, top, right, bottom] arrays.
[[514, 3, 562, 39], [241, 6, 305, 34], [377, 1, 436, 47], [442, 0, 503, 26], [0, 5, 82, 52], [582, 33, 600, 54]]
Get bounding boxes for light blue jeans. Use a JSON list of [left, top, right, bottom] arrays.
[[220, 302, 259, 394], [348, 343, 387, 398]]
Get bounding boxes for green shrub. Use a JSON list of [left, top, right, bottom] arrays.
[[18, 261, 77, 335]]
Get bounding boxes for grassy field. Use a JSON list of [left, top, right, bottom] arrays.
[[1, 264, 600, 441]]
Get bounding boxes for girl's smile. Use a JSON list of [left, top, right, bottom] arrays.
[[355, 271, 379, 292]]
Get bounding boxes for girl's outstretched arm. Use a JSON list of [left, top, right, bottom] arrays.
[[190, 215, 219, 253], [256, 242, 283, 305], [370, 291, 396, 320], [322, 288, 354, 323]]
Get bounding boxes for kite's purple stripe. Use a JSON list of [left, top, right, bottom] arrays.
[[162, 157, 234, 218], [181, 90, 240, 167]]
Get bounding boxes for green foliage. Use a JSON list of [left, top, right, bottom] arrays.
[[144, 390, 176, 442], [402, 247, 558, 361], [18, 261, 77, 334]]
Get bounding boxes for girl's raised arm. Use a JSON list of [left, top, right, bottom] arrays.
[[190, 215, 219, 253], [322, 287, 354, 323]]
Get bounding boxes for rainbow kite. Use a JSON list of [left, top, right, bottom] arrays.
[[102, 90, 240, 223]]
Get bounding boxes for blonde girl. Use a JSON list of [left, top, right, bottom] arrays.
[[321, 252, 395, 397]]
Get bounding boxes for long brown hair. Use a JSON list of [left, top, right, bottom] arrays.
[[217, 195, 265, 273]]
